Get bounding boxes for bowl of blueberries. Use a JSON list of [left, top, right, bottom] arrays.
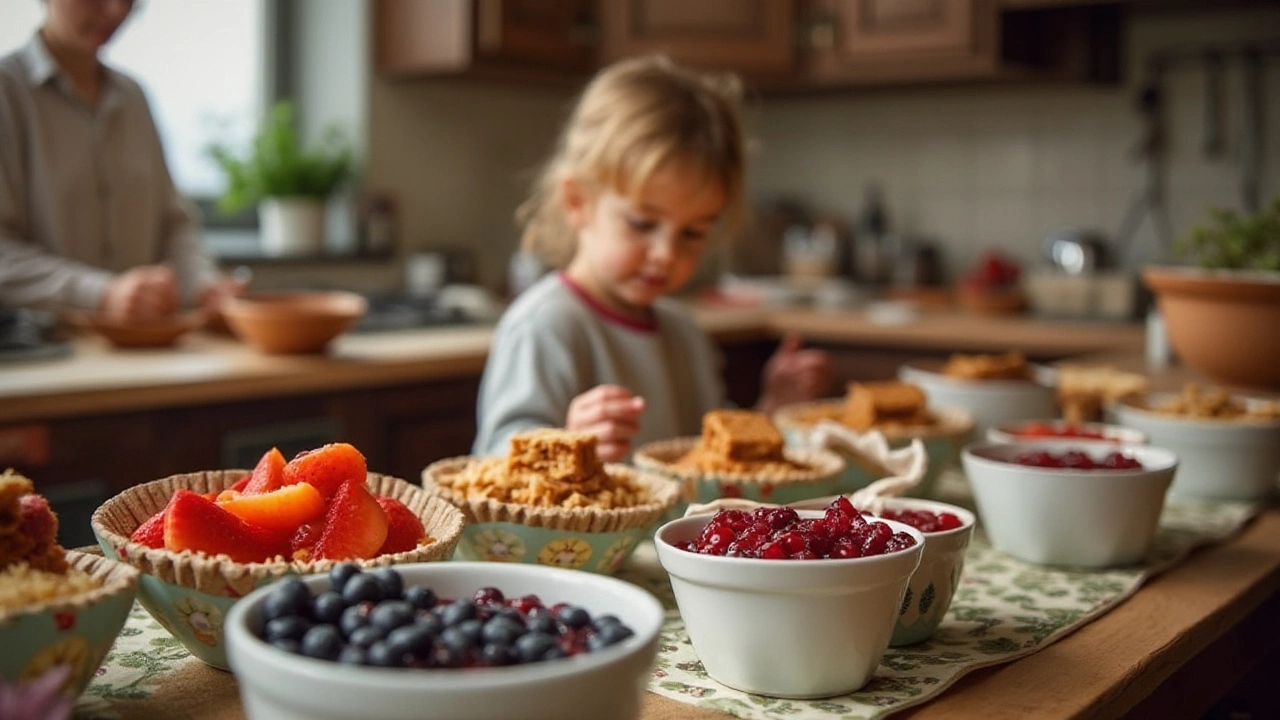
[[224, 561, 664, 720]]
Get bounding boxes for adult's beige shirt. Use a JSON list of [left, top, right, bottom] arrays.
[[0, 34, 217, 311]]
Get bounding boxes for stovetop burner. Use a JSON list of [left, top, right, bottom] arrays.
[[352, 292, 477, 333], [0, 309, 72, 364]]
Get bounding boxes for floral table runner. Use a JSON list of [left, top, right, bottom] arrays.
[[623, 497, 1260, 720], [74, 493, 1259, 720]]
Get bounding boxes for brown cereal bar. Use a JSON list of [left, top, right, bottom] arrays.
[[942, 351, 1030, 381], [844, 382, 929, 431], [701, 409, 784, 462], [506, 428, 603, 484], [1056, 365, 1149, 422]]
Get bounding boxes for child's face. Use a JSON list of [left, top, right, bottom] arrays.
[[564, 165, 726, 319], [44, 0, 135, 56]]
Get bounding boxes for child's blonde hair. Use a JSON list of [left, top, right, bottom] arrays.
[[517, 55, 748, 268]]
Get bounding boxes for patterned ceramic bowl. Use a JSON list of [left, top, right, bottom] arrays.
[[1, 549, 139, 701], [90, 471, 464, 671], [772, 400, 974, 498], [632, 438, 845, 521], [790, 496, 975, 646], [421, 458, 681, 575]]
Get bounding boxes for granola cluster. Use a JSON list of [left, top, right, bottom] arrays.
[[674, 410, 809, 475], [1151, 384, 1280, 421], [0, 471, 101, 611]]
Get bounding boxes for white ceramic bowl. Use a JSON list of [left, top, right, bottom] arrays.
[[789, 497, 975, 646], [225, 562, 664, 720], [961, 441, 1177, 567], [654, 511, 923, 698], [899, 361, 1057, 436], [1111, 394, 1280, 501], [986, 420, 1147, 446]]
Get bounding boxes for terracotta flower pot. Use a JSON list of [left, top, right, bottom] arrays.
[[1143, 266, 1280, 389]]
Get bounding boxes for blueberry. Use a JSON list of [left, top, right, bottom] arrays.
[[338, 645, 368, 666], [264, 616, 312, 644], [262, 577, 312, 622], [514, 632, 556, 663], [414, 615, 443, 638], [526, 613, 558, 636], [342, 573, 384, 605], [481, 615, 525, 646], [440, 599, 478, 627], [588, 622, 634, 650], [348, 625, 385, 649], [311, 591, 346, 625], [404, 585, 438, 611], [366, 641, 401, 667], [386, 624, 435, 656], [591, 614, 622, 631], [434, 641, 467, 668], [369, 601, 415, 633], [339, 604, 369, 638], [542, 646, 567, 661], [328, 563, 361, 594], [554, 605, 591, 629], [493, 606, 526, 626], [372, 567, 404, 600], [301, 625, 343, 661], [440, 626, 475, 657], [270, 638, 301, 655], [456, 618, 484, 645], [480, 641, 515, 666]]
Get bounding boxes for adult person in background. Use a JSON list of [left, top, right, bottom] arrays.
[[0, 0, 241, 322]]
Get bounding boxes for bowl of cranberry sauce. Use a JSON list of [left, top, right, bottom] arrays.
[[986, 420, 1147, 446], [791, 496, 976, 646], [654, 500, 924, 699], [223, 562, 664, 720], [961, 442, 1178, 568]]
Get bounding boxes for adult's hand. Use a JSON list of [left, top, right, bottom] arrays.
[[198, 275, 248, 315], [566, 384, 646, 462], [100, 265, 178, 322], [756, 332, 834, 415]]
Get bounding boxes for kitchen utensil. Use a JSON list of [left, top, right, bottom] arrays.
[[1041, 228, 1110, 275], [1115, 66, 1175, 267], [1240, 48, 1263, 213], [1202, 50, 1225, 160]]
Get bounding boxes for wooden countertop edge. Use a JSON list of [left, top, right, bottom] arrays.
[[640, 509, 1280, 720]]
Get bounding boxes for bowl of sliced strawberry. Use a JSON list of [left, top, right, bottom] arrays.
[[90, 443, 465, 670]]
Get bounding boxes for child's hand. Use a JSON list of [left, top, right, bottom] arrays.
[[566, 384, 646, 462], [756, 332, 834, 415]]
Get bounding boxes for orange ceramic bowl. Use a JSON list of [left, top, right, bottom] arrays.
[[222, 291, 366, 354], [1144, 267, 1280, 389], [71, 310, 204, 348]]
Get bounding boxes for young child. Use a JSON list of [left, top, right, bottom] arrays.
[[473, 55, 831, 462]]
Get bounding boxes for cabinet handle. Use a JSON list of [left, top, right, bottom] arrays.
[[808, 15, 837, 51]]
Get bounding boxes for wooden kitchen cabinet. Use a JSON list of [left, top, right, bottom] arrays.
[[600, 0, 799, 77], [375, 0, 595, 80]]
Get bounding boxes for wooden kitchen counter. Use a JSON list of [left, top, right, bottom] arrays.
[[0, 307, 1142, 425]]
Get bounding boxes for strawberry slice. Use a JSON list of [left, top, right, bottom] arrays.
[[217, 482, 326, 534], [311, 480, 388, 561], [290, 518, 325, 561], [283, 443, 367, 499], [129, 507, 167, 548], [375, 496, 428, 555], [163, 490, 286, 563], [243, 447, 287, 495]]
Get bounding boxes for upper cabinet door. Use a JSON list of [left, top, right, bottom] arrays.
[[472, 0, 596, 73], [808, 0, 1000, 83], [601, 0, 799, 77]]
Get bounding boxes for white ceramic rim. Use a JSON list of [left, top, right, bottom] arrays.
[[653, 509, 926, 568], [1112, 393, 1280, 430], [899, 361, 1057, 390], [224, 562, 664, 691], [986, 420, 1148, 446], [962, 440, 1178, 476]]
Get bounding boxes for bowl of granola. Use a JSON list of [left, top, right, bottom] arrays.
[[2, 472, 140, 702], [422, 429, 682, 575], [91, 443, 465, 670], [773, 381, 974, 497], [1111, 384, 1280, 501], [633, 410, 846, 514]]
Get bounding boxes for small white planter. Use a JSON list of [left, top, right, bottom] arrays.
[[259, 197, 325, 257]]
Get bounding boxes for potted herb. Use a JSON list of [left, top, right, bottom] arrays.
[[1144, 198, 1280, 388], [208, 102, 353, 257]]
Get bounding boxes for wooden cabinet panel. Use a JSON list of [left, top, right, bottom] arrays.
[[370, 376, 481, 482], [836, 0, 976, 55], [474, 0, 595, 72], [602, 0, 798, 75]]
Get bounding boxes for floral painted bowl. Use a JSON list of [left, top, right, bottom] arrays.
[[90, 470, 464, 671], [421, 457, 681, 575], [632, 437, 844, 522], [1, 549, 139, 701], [772, 401, 974, 498], [790, 496, 975, 646]]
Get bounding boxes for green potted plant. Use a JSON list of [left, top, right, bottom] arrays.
[[1144, 197, 1280, 388], [208, 102, 353, 257]]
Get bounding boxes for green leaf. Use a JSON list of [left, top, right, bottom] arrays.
[[1175, 197, 1280, 271]]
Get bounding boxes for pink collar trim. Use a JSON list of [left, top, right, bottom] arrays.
[[558, 273, 657, 332]]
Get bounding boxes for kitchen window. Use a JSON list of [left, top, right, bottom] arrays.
[[0, 0, 286, 228]]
